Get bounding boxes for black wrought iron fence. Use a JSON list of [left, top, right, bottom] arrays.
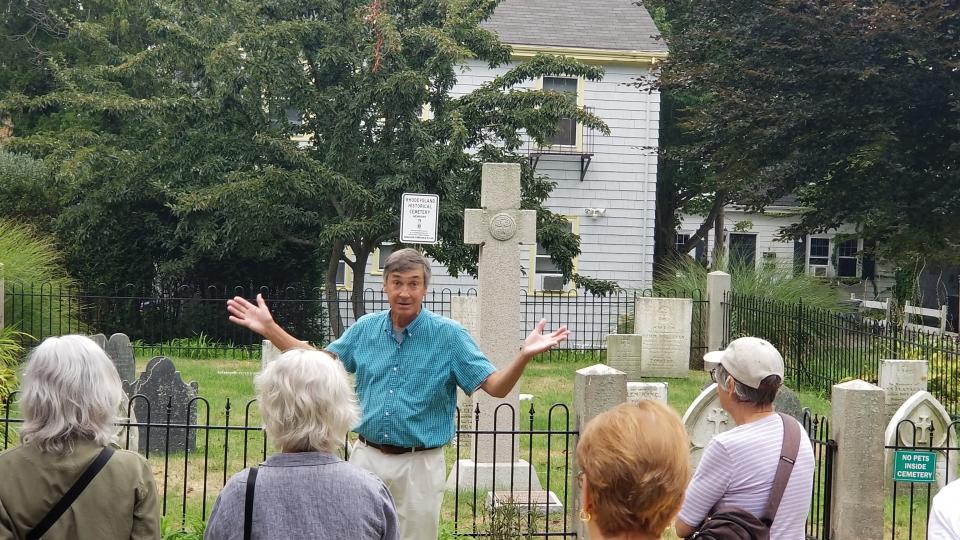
[[5, 284, 708, 364], [884, 418, 960, 539], [724, 292, 960, 417], [0, 393, 579, 537], [803, 410, 836, 540]]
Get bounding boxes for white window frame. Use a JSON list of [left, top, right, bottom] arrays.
[[528, 216, 579, 294]]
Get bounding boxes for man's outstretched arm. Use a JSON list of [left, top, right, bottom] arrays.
[[227, 293, 315, 352], [479, 319, 569, 398]]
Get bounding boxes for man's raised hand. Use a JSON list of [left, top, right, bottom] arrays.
[[226, 293, 275, 337], [522, 319, 571, 358]]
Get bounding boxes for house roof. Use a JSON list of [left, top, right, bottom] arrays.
[[482, 0, 667, 54]]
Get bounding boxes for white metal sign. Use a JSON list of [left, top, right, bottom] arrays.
[[400, 193, 440, 244]]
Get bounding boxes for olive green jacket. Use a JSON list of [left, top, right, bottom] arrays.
[[0, 441, 159, 540]]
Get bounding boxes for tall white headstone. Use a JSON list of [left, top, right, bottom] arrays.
[[447, 163, 541, 491], [634, 297, 692, 378]]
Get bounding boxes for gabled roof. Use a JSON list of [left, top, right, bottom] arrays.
[[482, 0, 667, 54]]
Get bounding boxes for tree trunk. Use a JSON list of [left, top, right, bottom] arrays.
[[325, 241, 345, 339], [712, 205, 726, 266], [350, 245, 371, 320]]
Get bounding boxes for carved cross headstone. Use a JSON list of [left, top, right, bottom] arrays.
[[707, 408, 730, 435], [463, 163, 536, 464], [915, 415, 933, 445]]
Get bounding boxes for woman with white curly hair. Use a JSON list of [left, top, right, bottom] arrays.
[[0, 335, 160, 539], [205, 349, 399, 540]]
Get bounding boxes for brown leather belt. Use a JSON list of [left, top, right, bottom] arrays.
[[358, 435, 434, 455]]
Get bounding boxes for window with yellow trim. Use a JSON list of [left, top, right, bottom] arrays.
[[542, 76, 580, 147], [370, 243, 397, 276]]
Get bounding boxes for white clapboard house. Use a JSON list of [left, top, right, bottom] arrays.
[[348, 0, 667, 294], [678, 196, 895, 296]]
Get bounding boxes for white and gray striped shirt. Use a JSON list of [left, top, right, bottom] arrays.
[[678, 413, 815, 539]]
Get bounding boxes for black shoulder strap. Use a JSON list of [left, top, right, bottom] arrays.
[[27, 446, 115, 540], [244, 467, 259, 540], [761, 412, 802, 524]]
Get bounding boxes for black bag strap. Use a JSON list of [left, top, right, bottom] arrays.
[[243, 467, 259, 540], [761, 412, 802, 524], [27, 446, 115, 540]]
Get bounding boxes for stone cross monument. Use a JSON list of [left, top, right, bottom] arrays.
[[446, 162, 542, 491]]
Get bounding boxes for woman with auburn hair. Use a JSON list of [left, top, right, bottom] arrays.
[[576, 401, 690, 540], [0, 335, 160, 540], [205, 349, 399, 540]]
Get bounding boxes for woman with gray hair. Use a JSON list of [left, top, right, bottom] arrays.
[[0, 335, 160, 539], [204, 349, 399, 540]]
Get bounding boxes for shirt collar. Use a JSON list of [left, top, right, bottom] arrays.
[[382, 307, 431, 337], [261, 451, 341, 467]]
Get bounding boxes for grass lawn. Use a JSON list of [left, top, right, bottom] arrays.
[[109, 354, 836, 538]]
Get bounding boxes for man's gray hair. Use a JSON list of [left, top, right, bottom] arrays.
[[383, 248, 431, 287], [255, 349, 359, 453], [19, 335, 124, 454], [715, 364, 781, 407]]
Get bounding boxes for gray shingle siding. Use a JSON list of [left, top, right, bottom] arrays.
[[483, 0, 667, 53]]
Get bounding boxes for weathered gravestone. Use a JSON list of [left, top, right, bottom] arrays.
[[773, 386, 804, 422], [606, 334, 643, 380], [682, 383, 733, 469], [124, 356, 199, 454], [627, 382, 668, 405], [879, 360, 929, 422], [105, 333, 136, 384], [451, 295, 480, 451], [447, 163, 541, 491], [884, 391, 958, 488], [88, 333, 108, 350], [633, 297, 692, 378], [88, 333, 135, 384]]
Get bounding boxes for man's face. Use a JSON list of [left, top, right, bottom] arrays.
[[384, 268, 428, 325]]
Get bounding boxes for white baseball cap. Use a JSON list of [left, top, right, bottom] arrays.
[[703, 337, 784, 389]]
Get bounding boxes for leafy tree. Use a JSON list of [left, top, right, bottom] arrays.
[[642, 0, 960, 266], [2, 0, 616, 336]]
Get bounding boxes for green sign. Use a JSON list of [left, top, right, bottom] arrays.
[[892, 451, 937, 483]]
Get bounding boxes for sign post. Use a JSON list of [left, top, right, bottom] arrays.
[[892, 450, 937, 483], [400, 193, 439, 244]]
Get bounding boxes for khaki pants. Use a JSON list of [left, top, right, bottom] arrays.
[[350, 442, 446, 540]]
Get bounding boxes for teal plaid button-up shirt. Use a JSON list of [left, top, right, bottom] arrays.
[[326, 308, 496, 449]]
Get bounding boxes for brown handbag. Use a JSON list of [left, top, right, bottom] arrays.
[[688, 413, 802, 540]]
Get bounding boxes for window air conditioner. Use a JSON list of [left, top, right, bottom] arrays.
[[541, 275, 566, 292]]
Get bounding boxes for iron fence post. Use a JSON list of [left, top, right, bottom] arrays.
[[793, 298, 804, 388]]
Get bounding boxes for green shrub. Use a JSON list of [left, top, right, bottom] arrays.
[[1, 219, 82, 338], [655, 255, 842, 310]]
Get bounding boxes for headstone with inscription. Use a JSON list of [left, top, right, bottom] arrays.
[[447, 163, 541, 491], [879, 360, 929, 422], [627, 381, 668, 405], [606, 334, 643, 380], [123, 356, 199, 454], [682, 383, 733, 469], [451, 295, 480, 451], [634, 297, 692, 378]]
